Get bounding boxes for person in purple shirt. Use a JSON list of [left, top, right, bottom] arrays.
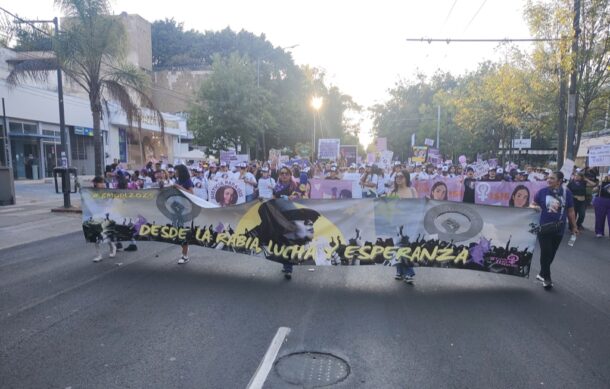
[[174, 164, 194, 264], [532, 171, 578, 289]]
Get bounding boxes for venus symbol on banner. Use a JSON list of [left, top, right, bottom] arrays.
[[476, 183, 491, 202]]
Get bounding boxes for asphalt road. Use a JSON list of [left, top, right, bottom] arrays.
[[0, 228, 609, 388]]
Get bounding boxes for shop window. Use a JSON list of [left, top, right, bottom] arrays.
[[9, 122, 23, 134], [8, 121, 38, 135], [23, 124, 38, 134], [42, 129, 60, 137], [70, 127, 94, 161]]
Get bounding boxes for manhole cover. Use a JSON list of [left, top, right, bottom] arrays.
[[274, 352, 350, 388]]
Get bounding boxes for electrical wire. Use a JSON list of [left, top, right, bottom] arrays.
[[0, 6, 52, 37], [463, 0, 487, 33], [442, 0, 458, 29]]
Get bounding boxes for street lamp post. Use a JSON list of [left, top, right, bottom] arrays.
[[310, 96, 323, 161]]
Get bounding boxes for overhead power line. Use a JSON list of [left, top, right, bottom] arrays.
[[442, 0, 459, 28], [0, 6, 52, 37], [406, 37, 562, 43], [463, 0, 487, 32]]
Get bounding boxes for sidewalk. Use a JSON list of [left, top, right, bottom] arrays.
[[0, 181, 82, 251]]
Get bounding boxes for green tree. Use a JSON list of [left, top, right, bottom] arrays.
[[525, 0, 610, 160], [190, 53, 274, 153], [8, 0, 162, 175]]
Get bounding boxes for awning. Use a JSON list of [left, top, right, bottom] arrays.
[[174, 149, 207, 160]]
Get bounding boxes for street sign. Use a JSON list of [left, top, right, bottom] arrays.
[[512, 139, 531, 149]]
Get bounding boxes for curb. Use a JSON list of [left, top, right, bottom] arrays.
[[51, 207, 82, 214]]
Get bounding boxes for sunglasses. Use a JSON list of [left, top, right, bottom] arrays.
[[280, 171, 291, 175]]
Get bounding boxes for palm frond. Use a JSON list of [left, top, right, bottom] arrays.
[[55, 0, 111, 20], [104, 64, 165, 131], [6, 56, 57, 86], [102, 79, 141, 128]]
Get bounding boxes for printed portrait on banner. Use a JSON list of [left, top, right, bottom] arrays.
[[208, 179, 246, 207]]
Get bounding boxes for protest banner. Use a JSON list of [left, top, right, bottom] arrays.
[[474, 181, 546, 207], [207, 178, 246, 207], [82, 189, 537, 277], [339, 145, 358, 166], [367, 153, 376, 164], [412, 146, 428, 163], [309, 179, 362, 199], [588, 144, 610, 167], [318, 139, 341, 160], [413, 177, 464, 202]]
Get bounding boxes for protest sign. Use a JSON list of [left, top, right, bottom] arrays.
[[220, 150, 237, 165], [427, 148, 441, 165], [82, 189, 537, 276], [588, 144, 610, 167], [318, 139, 341, 160], [412, 146, 428, 163], [339, 145, 358, 166], [269, 149, 281, 168], [560, 159, 575, 180], [471, 162, 490, 179], [229, 154, 249, 170], [424, 138, 435, 147], [376, 138, 387, 152], [378, 151, 394, 168]]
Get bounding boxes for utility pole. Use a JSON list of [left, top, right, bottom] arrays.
[[436, 106, 440, 149], [17, 16, 71, 207], [566, 0, 581, 161], [557, 68, 568, 168]]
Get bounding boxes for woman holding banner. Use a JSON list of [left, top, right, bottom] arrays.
[[532, 171, 578, 289]]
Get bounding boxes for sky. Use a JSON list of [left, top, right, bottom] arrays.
[[1, 0, 535, 147]]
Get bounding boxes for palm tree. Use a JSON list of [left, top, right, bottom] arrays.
[[7, 0, 163, 176]]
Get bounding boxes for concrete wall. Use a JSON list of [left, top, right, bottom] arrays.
[[152, 68, 211, 113], [119, 13, 153, 72]]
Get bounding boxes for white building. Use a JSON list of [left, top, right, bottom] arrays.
[[0, 14, 191, 179]]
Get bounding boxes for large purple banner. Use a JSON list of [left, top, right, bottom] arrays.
[[413, 177, 464, 202], [309, 179, 362, 199], [474, 181, 546, 207]]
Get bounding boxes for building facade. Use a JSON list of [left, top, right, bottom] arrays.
[[0, 13, 191, 179]]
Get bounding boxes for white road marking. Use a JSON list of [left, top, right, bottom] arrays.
[[0, 207, 25, 213], [246, 326, 291, 389]]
